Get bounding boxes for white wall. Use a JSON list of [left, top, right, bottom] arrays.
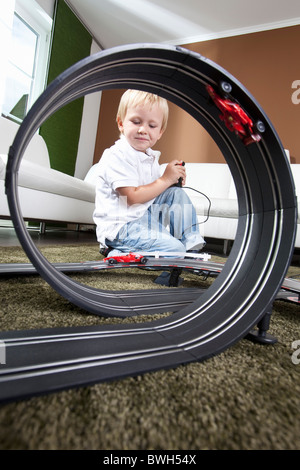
[[74, 40, 102, 179]]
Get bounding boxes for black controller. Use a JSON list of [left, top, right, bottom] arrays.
[[173, 161, 185, 187]]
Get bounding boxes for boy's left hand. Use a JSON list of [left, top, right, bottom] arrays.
[[174, 160, 186, 186], [163, 160, 186, 186]]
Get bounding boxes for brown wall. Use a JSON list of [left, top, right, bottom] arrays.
[[93, 25, 300, 164]]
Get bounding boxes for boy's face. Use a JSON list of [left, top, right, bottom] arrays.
[[117, 104, 164, 152]]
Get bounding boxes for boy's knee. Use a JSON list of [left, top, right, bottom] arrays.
[[167, 186, 193, 205], [164, 186, 181, 198], [164, 237, 186, 253]]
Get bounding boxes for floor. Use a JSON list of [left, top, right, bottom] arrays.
[[0, 222, 97, 247]]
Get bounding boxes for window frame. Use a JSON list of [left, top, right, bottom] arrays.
[[3, 0, 52, 122]]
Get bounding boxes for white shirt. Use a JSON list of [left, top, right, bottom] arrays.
[[93, 135, 161, 246]]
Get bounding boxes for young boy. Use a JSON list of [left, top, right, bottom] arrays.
[[93, 89, 205, 256]]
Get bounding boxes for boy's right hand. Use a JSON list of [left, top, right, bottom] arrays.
[[162, 160, 186, 187]]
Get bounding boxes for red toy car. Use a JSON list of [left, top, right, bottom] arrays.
[[206, 84, 264, 145], [103, 253, 148, 265]]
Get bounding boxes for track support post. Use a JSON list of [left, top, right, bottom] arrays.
[[246, 305, 277, 345], [154, 268, 183, 287]]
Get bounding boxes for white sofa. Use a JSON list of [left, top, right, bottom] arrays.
[[0, 117, 96, 230]]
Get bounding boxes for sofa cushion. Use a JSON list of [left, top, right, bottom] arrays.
[[84, 163, 100, 185], [187, 191, 238, 218], [160, 162, 234, 199], [184, 162, 233, 199], [0, 154, 95, 202], [0, 117, 50, 168]]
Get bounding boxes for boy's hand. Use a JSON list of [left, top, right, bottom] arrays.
[[162, 160, 186, 187], [117, 160, 186, 206]]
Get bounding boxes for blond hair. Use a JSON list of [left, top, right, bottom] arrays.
[[116, 89, 169, 133]]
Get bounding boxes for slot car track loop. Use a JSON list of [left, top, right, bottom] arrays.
[[2, 43, 297, 401]]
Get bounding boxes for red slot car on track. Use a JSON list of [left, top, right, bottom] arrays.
[[206, 84, 264, 146], [103, 253, 148, 265]]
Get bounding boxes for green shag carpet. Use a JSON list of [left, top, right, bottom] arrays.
[[0, 244, 300, 450]]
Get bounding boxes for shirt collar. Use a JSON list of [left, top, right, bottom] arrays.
[[117, 135, 161, 162]]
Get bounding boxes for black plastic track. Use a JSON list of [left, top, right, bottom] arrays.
[[1, 44, 297, 402]]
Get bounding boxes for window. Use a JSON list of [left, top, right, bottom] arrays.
[[2, 0, 52, 123], [3, 13, 38, 121]]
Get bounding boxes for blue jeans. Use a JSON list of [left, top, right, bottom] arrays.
[[106, 187, 205, 255]]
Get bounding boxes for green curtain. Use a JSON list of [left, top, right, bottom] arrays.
[[39, 0, 92, 175]]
